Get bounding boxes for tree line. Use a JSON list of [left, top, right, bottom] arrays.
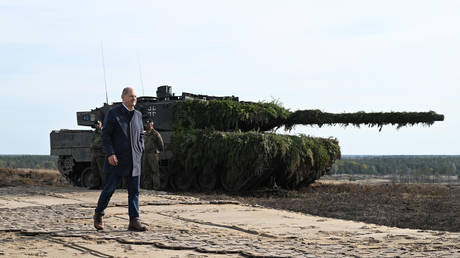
[[1, 155, 459, 178], [0, 155, 57, 170], [330, 155, 459, 177]]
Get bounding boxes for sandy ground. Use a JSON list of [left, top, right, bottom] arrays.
[[0, 186, 459, 257]]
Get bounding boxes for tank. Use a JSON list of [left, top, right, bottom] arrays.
[[50, 86, 444, 191]]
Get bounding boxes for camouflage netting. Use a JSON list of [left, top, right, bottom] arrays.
[[173, 100, 444, 131], [169, 129, 340, 192], [284, 110, 445, 130], [168, 99, 443, 191], [173, 99, 290, 131]]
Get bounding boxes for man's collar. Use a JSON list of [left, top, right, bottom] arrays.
[[122, 103, 134, 112]]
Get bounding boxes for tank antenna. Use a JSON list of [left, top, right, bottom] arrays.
[[100, 41, 109, 104], [136, 51, 145, 95]]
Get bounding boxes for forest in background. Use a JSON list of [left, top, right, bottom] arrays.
[[330, 155, 460, 184], [0, 155, 57, 170], [0, 155, 459, 179], [331, 155, 459, 176]]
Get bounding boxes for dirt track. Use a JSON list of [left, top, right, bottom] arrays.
[[0, 186, 459, 257]]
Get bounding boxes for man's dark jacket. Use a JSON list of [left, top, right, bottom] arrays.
[[102, 104, 144, 177]]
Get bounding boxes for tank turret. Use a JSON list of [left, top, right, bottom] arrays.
[[50, 86, 444, 191]]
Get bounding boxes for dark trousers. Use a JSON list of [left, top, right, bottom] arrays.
[[95, 173, 140, 220]]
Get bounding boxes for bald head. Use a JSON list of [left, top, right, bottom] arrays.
[[122, 87, 134, 96], [121, 87, 137, 110]]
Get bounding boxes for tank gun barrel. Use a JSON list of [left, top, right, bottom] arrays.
[[284, 110, 445, 130], [173, 99, 444, 131]]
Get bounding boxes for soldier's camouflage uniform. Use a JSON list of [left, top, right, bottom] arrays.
[[141, 129, 164, 189], [90, 128, 106, 187]]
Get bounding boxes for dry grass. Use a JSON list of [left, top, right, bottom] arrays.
[[191, 182, 460, 232], [0, 168, 69, 187]]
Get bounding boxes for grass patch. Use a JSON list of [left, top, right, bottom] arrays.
[[0, 168, 69, 187], [191, 182, 460, 232]]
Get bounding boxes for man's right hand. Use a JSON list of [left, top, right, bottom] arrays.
[[108, 154, 118, 166]]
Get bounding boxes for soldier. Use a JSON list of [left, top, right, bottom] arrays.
[[141, 121, 164, 190], [90, 121, 106, 189]]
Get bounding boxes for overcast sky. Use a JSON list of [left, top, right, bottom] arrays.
[[0, 1, 458, 155]]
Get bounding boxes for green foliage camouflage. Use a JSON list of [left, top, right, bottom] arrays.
[[285, 110, 444, 130], [170, 129, 340, 191], [173, 100, 444, 131], [173, 99, 290, 131], [168, 99, 443, 191]]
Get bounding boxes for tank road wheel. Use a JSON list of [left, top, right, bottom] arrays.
[[80, 167, 99, 188], [197, 165, 217, 191]]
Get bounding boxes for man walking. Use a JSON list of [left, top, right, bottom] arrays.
[[93, 87, 147, 231]]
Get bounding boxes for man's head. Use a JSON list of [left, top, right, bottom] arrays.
[[144, 121, 154, 132], [95, 120, 102, 131], [121, 87, 137, 110]]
